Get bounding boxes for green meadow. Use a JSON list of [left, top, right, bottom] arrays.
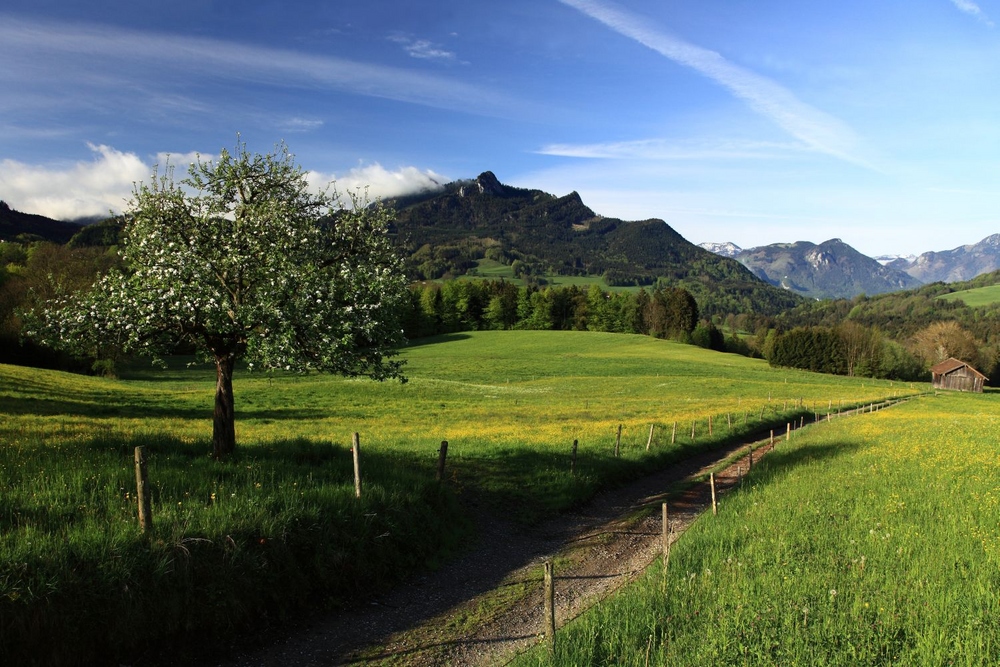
[[516, 390, 1000, 666], [460, 259, 639, 291], [0, 330, 918, 664], [938, 283, 1000, 307]]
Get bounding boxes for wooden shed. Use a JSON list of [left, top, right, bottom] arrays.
[[930, 357, 988, 393]]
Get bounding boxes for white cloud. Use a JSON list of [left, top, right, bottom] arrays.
[[308, 163, 448, 203], [387, 34, 457, 62], [558, 0, 871, 168], [0, 146, 446, 220], [950, 0, 995, 26], [0, 144, 149, 219]]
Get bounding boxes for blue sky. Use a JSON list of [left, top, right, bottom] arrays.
[[1, 0, 998, 257]]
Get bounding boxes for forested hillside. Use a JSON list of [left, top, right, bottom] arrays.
[[389, 172, 802, 317], [743, 270, 1000, 381], [0, 201, 83, 243]]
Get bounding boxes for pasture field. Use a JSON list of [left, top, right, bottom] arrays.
[[0, 330, 917, 664], [516, 390, 1000, 666], [459, 259, 638, 291], [938, 283, 1000, 307]]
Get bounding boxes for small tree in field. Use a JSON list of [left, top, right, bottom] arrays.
[[29, 142, 408, 459]]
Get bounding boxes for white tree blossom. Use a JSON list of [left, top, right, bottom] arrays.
[[29, 141, 407, 458]]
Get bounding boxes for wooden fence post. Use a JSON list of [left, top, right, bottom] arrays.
[[544, 560, 556, 651], [786, 423, 791, 441], [134, 446, 152, 533], [691, 421, 696, 442], [727, 413, 732, 430], [646, 424, 655, 451], [770, 429, 774, 446], [571, 439, 578, 476], [352, 432, 362, 499], [671, 421, 677, 445], [710, 473, 718, 516], [662, 502, 670, 566], [436, 441, 448, 483], [615, 424, 622, 458], [708, 415, 713, 437]]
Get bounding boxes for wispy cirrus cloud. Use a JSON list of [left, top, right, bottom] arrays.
[[558, 0, 871, 168], [949, 0, 994, 26], [0, 15, 520, 119], [537, 137, 810, 161]]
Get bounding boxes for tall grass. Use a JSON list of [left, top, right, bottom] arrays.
[[0, 331, 918, 664], [516, 390, 1000, 666]]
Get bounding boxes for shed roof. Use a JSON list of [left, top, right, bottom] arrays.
[[930, 357, 988, 380]]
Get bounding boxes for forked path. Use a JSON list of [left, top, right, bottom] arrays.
[[210, 431, 781, 667]]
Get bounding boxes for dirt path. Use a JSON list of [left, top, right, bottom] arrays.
[[203, 432, 775, 667], [202, 399, 908, 666]]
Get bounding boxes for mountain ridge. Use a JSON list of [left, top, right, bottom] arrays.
[[732, 238, 923, 300], [0, 200, 84, 244], [388, 172, 802, 316], [904, 233, 1000, 283], [700, 232, 1000, 299]]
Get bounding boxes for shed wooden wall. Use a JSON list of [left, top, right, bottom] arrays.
[[933, 367, 985, 393]]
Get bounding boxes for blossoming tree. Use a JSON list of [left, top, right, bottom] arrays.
[[31, 142, 408, 459]]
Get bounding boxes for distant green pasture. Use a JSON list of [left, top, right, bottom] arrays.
[[938, 284, 1000, 306], [458, 259, 640, 291]]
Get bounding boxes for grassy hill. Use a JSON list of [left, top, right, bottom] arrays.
[[938, 283, 1000, 307], [0, 330, 908, 665]]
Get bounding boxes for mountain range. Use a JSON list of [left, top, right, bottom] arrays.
[[700, 234, 1000, 300], [5, 169, 1000, 304], [700, 239, 922, 300]]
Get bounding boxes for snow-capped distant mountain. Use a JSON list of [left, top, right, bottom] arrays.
[[874, 254, 917, 266], [700, 232, 1000, 296], [699, 238, 922, 299], [734, 239, 923, 300], [697, 241, 742, 258]]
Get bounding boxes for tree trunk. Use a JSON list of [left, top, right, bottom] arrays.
[[213, 353, 237, 459]]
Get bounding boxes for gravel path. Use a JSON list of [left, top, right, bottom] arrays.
[[205, 433, 777, 667]]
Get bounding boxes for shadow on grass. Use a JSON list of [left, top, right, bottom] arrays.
[[3, 430, 470, 667], [750, 439, 862, 484], [1, 386, 341, 422]]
